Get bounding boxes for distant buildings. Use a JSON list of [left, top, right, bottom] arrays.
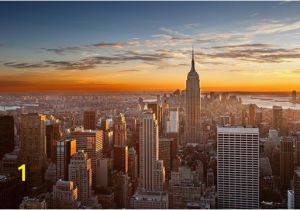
[[217, 126, 259, 208], [113, 113, 127, 146], [19, 196, 47, 209], [184, 49, 201, 144], [249, 104, 256, 126]]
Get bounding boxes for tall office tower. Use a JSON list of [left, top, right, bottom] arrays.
[[96, 158, 113, 188], [147, 101, 162, 133], [46, 119, 61, 162], [83, 110, 96, 130], [69, 150, 92, 205], [53, 180, 79, 209], [139, 110, 165, 192], [128, 147, 138, 185], [113, 145, 128, 173], [249, 104, 256, 126], [217, 126, 259, 209], [20, 113, 47, 173], [159, 138, 173, 180], [166, 107, 179, 134], [255, 111, 263, 126], [113, 171, 130, 208], [294, 169, 300, 208], [71, 129, 103, 188], [273, 105, 283, 131], [280, 137, 294, 189], [113, 113, 127, 146], [292, 90, 297, 103], [185, 49, 201, 144], [241, 110, 249, 126], [56, 138, 76, 180], [296, 133, 300, 166], [0, 115, 14, 158]]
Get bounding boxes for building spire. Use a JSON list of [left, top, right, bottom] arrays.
[[191, 46, 195, 71]]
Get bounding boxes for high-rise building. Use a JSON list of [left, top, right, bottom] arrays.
[[96, 158, 113, 188], [69, 150, 92, 204], [280, 137, 294, 189], [113, 113, 127, 146], [128, 147, 138, 188], [0, 115, 14, 158], [159, 138, 173, 180], [71, 128, 103, 188], [255, 111, 263, 126], [56, 138, 76, 180], [249, 104, 256, 126], [294, 169, 300, 208], [147, 102, 162, 133], [166, 107, 179, 134], [217, 126, 259, 209], [46, 119, 61, 162], [295, 133, 300, 166], [138, 110, 165, 192], [113, 171, 130, 208], [292, 90, 297, 103], [20, 113, 47, 173], [273, 105, 283, 131], [184, 49, 201, 144], [113, 145, 128, 173], [53, 180, 79, 209], [83, 111, 96, 130]]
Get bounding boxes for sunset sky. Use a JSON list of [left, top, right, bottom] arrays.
[[1, 1, 300, 92]]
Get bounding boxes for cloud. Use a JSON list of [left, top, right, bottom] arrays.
[[117, 69, 141, 73], [44, 46, 82, 55], [90, 42, 125, 49], [4, 62, 50, 69], [0, 80, 33, 87]]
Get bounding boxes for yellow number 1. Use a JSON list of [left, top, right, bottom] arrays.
[[18, 164, 26, 181]]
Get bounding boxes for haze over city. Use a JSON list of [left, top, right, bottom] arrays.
[[1, 1, 300, 92]]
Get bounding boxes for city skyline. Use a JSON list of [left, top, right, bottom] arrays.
[[1, 2, 300, 92]]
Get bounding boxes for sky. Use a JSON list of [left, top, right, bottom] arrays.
[[1, 1, 300, 92]]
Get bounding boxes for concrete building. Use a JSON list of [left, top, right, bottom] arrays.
[[139, 110, 165, 192], [113, 113, 127, 146], [53, 179, 79, 209], [130, 191, 168, 209], [71, 128, 103, 188], [280, 137, 294, 189], [69, 150, 92, 205], [166, 107, 179, 134], [217, 126, 259, 208], [273, 105, 283, 132], [0, 115, 14, 158], [96, 158, 113, 188], [20, 113, 47, 173], [56, 138, 76, 180], [19, 196, 47, 209], [159, 138, 173, 180], [113, 145, 128, 173], [83, 110, 96, 130]]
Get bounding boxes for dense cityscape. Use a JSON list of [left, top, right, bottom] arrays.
[[1, 51, 300, 209]]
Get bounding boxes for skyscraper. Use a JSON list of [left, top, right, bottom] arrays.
[[217, 126, 259, 209], [83, 111, 96, 130], [185, 49, 201, 144], [56, 138, 76, 180], [46, 119, 61, 162], [249, 104, 256, 126], [113, 113, 127, 146], [53, 180, 79, 209], [20, 113, 47, 173], [69, 150, 92, 205], [0, 115, 14, 158], [113, 145, 128, 173], [273, 105, 283, 131], [138, 110, 165, 192], [71, 128, 103, 188], [280, 137, 294, 189]]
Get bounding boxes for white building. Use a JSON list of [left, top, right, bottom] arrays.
[[217, 126, 259, 208]]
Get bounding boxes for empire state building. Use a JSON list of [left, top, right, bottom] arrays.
[[184, 49, 201, 144]]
